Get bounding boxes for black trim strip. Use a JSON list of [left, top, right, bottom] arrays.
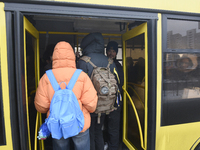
[[6, 11, 20, 150], [160, 14, 167, 127], [14, 11, 27, 150], [4, 3, 158, 20], [164, 14, 200, 21], [0, 76, 6, 146], [147, 19, 157, 150], [163, 49, 200, 53], [3, 1, 200, 17]]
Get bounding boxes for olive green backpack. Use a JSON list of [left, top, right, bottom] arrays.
[[80, 56, 118, 123]]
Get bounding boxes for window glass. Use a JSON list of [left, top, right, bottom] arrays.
[[126, 34, 145, 149], [162, 53, 200, 125], [167, 19, 200, 49], [26, 31, 37, 150]]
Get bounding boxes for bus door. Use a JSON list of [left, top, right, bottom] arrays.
[[122, 22, 148, 150], [23, 16, 40, 150]]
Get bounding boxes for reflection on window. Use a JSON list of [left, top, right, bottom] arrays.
[[162, 53, 200, 125], [167, 19, 200, 49], [125, 34, 145, 149]]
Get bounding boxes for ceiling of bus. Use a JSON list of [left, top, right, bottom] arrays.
[[25, 14, 138, 56], [30, 15, 134, 34]]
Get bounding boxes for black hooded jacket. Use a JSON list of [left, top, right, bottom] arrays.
[[114, 59, 124, 94], [77, 32, 117, 77]]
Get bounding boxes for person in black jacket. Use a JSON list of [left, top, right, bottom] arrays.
[[77, 33, 117, 150], [105, 41, 124, 150]]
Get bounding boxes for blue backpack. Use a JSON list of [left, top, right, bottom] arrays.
[[45, 69, 84, 140]]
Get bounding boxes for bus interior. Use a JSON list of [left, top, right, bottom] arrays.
[[2, 1, 200, 150], [22, 13, 146, 150]]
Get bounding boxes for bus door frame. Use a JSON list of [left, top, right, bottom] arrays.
[[122, 22, 148, 150], [6, 10, 40, 150], [4, 2, 157, 150], [122, 20, 157, 150]]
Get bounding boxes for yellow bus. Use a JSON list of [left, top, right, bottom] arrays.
[[1, 0, 200, 150]]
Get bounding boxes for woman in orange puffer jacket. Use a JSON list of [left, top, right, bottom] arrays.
[[34, 41, 98, 150]]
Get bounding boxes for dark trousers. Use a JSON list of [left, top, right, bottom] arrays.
[[105, 107, 121, 150], [52, 129, 90, 150], [90, 113, 106, 150]]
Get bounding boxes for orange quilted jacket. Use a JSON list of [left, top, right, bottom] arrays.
[[34, 41, 98, 132]]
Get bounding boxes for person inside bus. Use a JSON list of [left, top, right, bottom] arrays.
[[126, 57, 137, 83], [165, 54, 200, 98], [104, 41, 124, 150], [167, 54, 198, 81], [39, 44, 55, 149], [134, 57, 145, 84], [40, 44, 55, 76], [34, 41, 98, 150], [77, 32, 118, 150]]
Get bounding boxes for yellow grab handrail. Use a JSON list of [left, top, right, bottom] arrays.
[[128, 85, 145, 109], [34, 112, 44, 150], [34, 112, 39, 150], [122, 86, 145, 150], [128, 82, 145, 89]]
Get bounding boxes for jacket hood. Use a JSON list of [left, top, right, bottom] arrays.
[[81, 32, 104, 55], [52, 41, 76, 69], [176, 54, 198, 73]]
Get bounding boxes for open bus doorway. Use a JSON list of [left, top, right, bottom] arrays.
[[22, 14, 148, 150]]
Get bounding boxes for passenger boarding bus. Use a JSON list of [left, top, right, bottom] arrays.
[[0, 0, 200, 150]]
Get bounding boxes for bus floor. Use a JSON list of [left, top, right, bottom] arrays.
[[43, 136, 129, 150]]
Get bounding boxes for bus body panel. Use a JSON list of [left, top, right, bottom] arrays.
[[0, 1, 200, 150]]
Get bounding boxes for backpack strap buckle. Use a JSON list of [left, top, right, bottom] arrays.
[[80, 56, 91, 62], [80, 56, 97, 68], [97, 113, 101, 124]]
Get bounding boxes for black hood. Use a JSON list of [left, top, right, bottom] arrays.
[[81, 32, 104, 55]]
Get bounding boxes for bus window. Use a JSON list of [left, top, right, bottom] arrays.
[[162, 53, 200, 126], [167, 19, 200, 49], [162, 17, 200, 126]]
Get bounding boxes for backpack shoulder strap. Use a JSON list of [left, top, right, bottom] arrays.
[[80, 56, 97, 68], [67, 69, 82, 90], [46, 70, 59, 91], [107, 58, 113, 68], [113, 67, 120, 84]]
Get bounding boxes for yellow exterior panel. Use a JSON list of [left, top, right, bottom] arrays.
[[156, 13, 200, 150], [52, 0, 200, 14], [156, 122, 200, 150], [156, 13, 162, 135], [0, 2, 13, 150]]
